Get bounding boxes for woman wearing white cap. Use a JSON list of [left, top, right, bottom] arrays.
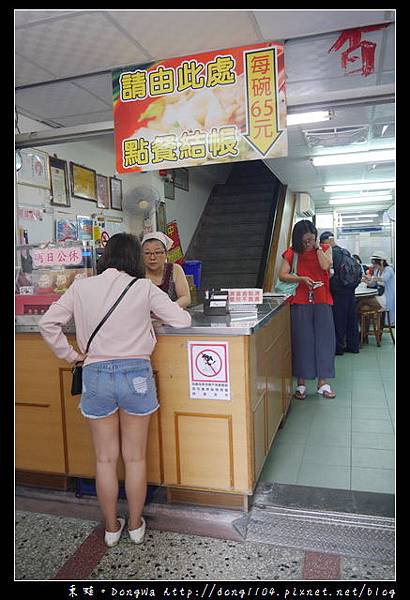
[[141, 232, 191, 308], [364, 251, 395, 325]]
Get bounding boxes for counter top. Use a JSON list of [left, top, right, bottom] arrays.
[[15, 296, 288, 336]]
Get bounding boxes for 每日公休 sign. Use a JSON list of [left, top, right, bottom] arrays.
[[112, 41, 287, 173]]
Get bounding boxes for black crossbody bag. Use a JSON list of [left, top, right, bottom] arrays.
[[71, 277, 138, 395]]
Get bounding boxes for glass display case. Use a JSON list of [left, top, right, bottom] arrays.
[[15, 240, 97, 316]]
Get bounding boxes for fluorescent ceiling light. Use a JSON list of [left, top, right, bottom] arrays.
[[329, 195, 392, 205], [287, 110, 331, 126], [339, 220, 377, 225], [339, 214, 378, 219], [330, 194, 392, 203], [324, 181, 395, 193], [312, 149, 395, 166], [331, 190, 394, 198]]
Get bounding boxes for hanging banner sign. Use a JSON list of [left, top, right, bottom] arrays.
[[188, 341, 231, 400], [165, 220, 184, 265], [112, 41, 287, 173]]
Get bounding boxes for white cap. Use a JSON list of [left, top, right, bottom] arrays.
[[370, 250, 389, 261], [141, 231, 174, 251]]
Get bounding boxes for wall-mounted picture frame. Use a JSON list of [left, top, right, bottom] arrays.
[[110, 176, 123, 211], [156, 201, 167, 234], [17, 148, 50, 189], [96, 174, 110, 209], [49, 156, 70, 207], [164, 178, 175, 200], [173, 167, 189, 191], [70, 162, 97, 201]]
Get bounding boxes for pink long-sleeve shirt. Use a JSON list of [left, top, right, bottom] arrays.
[[38, 268, 192, 366]]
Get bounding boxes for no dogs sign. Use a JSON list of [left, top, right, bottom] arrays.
[[188, 341, 231, 400]]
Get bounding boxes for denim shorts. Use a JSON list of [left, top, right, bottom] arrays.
[[80, 359, 159, 419]]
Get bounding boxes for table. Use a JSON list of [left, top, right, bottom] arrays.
[[355, 286, 378, 298]]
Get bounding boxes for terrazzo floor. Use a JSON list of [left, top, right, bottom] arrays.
[[14, 509, 395, 581]]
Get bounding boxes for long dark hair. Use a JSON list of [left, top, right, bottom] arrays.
[[291, 219, 318, 254], [372, 258, 389, 267], [97, 233, 145, 278]]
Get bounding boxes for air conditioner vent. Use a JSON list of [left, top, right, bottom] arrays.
[[303, 125, 369, 148], [296, 192, 315, 217]]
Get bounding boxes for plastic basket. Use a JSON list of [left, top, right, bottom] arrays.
[[182, 260, 202, 288], [75, 478, 156, 504]]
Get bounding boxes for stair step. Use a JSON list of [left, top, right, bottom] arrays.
[[200, 223, 268, 236], [213, 183, 276, 195], [207, 202, 273, 215], [226, 173, 276, 184], [209, 193, 274, 204], [202, 259, 261, 272], [196, 246, 263, 259], [202, 273, 259, 288], [201, 213, 272, 225]]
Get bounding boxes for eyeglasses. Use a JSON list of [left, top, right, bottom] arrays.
[[143, 251, 165, 257], [302, 237, 316, 246]]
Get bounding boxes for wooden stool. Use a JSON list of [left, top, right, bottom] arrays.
[[360, 309, 382, 347], [378, 309, 395, 345]]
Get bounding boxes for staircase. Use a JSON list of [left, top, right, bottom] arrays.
[[186, 160, 282, 290]]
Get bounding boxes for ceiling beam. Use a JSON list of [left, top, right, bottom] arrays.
[[15, 84, 394, 149]]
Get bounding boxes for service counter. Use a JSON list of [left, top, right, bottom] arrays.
[[15, 298, 292, 511]]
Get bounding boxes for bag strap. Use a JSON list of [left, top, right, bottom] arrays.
[[291, 250, 298, 274], [85, 277, 138, 354]]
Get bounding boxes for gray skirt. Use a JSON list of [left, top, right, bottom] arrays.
[[290, 304, 336, 380]]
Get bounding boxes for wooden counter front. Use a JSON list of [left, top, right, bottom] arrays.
[[15, 304, 292, 506]]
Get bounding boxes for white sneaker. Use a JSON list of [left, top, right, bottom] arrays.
[[128, 516, 146, 544], [104, 517, 125, 547]]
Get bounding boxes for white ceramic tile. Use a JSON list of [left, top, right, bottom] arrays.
[[352, 419, 394, 434], [352, 432, 395, 450], [297, 463, 351, 490], [351, 468, 395, 494], [352, 448, 394, 469], [302, 445, 350, 467]]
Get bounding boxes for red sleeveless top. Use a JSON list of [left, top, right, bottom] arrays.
[[282, 244, 333, 305]]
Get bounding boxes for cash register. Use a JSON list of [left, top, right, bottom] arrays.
[[203, 289, 229, 316]]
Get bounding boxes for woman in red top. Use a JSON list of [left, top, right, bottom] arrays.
[[278, 220, 336, 399]]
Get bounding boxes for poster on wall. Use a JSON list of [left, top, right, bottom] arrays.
[[76, 215, 93, 241], [17, 148, 50, 189], [112, 41, 287, 174], [188, 341, 231, 400], [56, 218, 77, 242]]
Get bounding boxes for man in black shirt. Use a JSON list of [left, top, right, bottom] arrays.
[[319, 231, 360, 355]]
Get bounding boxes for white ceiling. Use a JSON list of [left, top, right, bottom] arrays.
[[15, 9, 396, 219]]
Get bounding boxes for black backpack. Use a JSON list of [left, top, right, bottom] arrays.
[[334, 247, 362, 289]]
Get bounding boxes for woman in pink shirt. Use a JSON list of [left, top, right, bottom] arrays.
[[39, 233, 191, 547]]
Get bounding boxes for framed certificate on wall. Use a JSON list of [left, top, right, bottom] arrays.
[[17, 148, 50, 189], [96, 174, 110, 209], [49, 156, 70, 207], [110, 177, 123, 211], [70, 162, 97, 201]]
